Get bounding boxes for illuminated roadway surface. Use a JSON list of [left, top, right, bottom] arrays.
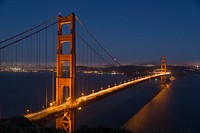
[[25, 72, 170, 121]]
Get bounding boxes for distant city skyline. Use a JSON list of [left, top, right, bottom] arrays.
[[1, 0, 200, 65]]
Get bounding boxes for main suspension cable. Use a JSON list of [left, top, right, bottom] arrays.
[[0, 22, 57, 50], [0, 16, 57, 44]]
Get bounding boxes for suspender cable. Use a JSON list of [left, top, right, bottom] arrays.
[[86, 31, 89, 94], [26, 38, 28, 71], [38, 27, 41, 71], [52, 24, 55, 102], [45, 28, 48, 108], [82, 36, 85, 94], [10, 40, 13, 67], [77, 23, 81, 97], [36, 32, 39, 110], [21, 34, 24, 67], [29, 30, 32, 71]]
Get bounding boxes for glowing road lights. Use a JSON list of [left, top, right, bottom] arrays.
[[77, 107, 82, 110], [92, 89, 95, 93], [27, 109, 30, 114], [81, 92, 84, 96], [66, 98, 70, 101], [49, 102, 56, 107]]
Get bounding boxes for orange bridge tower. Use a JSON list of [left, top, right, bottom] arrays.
[[56, 13, 76, 133], [161, 56, 167, 83]]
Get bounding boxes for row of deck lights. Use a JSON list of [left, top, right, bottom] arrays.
[[76, 77, 145, 112], [76, 74, 156, 110], [79, 75, 155, 98], [82, 76, 147, 96], [26, 74, 162, 115]]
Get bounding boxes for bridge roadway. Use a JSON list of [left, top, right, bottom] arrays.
[[25, 72, 170, 121]]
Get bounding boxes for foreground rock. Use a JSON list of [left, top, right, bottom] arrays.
[[74, 125, 132, 133], [0, 116, 64, 133], [0, 116, 131, 133]]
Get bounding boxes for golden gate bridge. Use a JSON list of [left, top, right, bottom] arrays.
[[0, 13, 170, 133]]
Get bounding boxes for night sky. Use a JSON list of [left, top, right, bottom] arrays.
[[1, 0, 200, 65]]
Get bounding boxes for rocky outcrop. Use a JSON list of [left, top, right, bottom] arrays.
[[74, 125, 132, 133], [0, 116, 64, 133]]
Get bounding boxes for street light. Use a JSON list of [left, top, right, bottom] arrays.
[[26, 109, 30, 114]]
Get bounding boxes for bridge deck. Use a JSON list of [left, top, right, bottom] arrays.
[[25, 72, 170, 121]]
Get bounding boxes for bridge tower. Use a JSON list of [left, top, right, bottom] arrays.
[[56, 13, 76, 133], [160, 56, 167, 83]]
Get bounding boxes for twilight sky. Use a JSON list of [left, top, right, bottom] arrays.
[[0, 0, 200, 65]]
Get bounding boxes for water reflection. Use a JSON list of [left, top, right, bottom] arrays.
[[123, 83, 172, 133]]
